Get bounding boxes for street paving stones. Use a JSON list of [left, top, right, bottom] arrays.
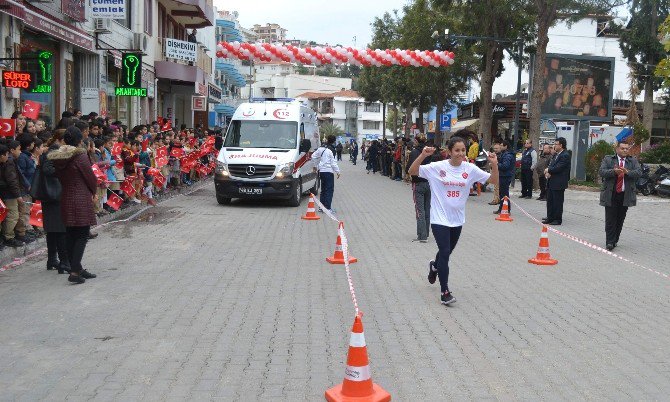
[[1, 161, 669, 401]]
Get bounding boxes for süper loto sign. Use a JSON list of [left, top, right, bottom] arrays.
[[165, 38, 197, 62]]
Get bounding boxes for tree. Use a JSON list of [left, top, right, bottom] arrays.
[[619, 0, 669, 139], [386, 106, 405, 137], [319, 122, 344, 139], [432, 0, 535, 148], [528, 0, 626, 147]]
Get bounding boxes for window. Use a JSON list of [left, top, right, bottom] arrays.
[[363, 121, 380, 130], [115, 1, 131, 28], [144, 0, 153, 35], [364, 103, 380, 113]]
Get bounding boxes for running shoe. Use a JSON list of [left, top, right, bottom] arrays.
[[441, 291, 456, 305], [428, 260, 437, 284]]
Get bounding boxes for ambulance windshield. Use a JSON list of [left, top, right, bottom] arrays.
[[224, 120, 298, 149]]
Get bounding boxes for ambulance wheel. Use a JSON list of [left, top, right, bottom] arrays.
[[217, 194, 232, 205], [288, 180, 302, 207]]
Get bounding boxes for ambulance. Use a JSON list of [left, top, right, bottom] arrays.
[[214, 98, 320, 206]]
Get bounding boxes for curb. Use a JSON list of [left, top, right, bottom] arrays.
[[0, 177, 213, 269]]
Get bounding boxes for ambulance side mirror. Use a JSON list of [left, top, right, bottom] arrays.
[[299, 139, 312, 153]]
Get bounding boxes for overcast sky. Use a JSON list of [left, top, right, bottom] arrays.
[[214, 0, 412, 47]]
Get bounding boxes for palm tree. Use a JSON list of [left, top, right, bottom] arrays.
[[319, 122, 344, 141]]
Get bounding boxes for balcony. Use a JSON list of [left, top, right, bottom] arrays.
[[159, 0, 214, 28]]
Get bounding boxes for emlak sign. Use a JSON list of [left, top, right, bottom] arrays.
[[91, 0, 126, 19]]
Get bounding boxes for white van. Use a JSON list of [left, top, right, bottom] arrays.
[[214, 98, 320, 206]]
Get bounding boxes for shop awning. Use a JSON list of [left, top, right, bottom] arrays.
[[160, 0, 214, 29], [214, 104, 236, 116], [449, 118, 478, 133], [0, 0, 95, 52]]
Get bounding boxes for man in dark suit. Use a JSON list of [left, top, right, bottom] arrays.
[[598, 142, 642, 250], [542, 137, 571, 225]]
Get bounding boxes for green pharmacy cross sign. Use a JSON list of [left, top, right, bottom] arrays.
[[30, 51, 53, 94], [116, 53, 147, 97]]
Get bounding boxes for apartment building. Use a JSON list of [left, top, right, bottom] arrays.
[[251, 23, 287, 43]]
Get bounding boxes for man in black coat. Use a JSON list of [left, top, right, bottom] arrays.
[[598, 142, 642, 250], [542, 137, 571, 225]]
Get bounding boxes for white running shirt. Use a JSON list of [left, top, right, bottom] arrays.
[[419, 160, 490, 227]]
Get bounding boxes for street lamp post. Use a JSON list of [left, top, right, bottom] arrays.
[[446, 33, 524, 150]]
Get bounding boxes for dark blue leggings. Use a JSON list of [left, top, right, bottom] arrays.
[[431, 224, 463, 293]]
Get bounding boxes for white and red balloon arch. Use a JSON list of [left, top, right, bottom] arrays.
[[216, 42, 455, 67]]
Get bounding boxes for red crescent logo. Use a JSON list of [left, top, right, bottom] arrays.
[[242, 109, 255, 117], [439, 170, 446, 177], [462, 172, 468, 179]]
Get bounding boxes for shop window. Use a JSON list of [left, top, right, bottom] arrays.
[[19, 34, 58, 128], [115, 1, 132, 29]]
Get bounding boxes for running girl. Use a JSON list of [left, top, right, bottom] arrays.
[[408, 136, 499, 305]]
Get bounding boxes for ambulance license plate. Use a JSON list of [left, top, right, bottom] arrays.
[[239, 187, 262, 195]]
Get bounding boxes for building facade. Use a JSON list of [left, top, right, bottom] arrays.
[[0, 0, 216, 129], [251, 23, 287, 43]]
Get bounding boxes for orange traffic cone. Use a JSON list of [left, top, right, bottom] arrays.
[[301, 193, 321, 220], [325, 314, 391, 402], [528, 226, 558, 265], [495, 196, 513, 222], [327, 222, 358, 264]]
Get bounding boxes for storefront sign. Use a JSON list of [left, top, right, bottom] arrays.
[[65, 60, 74, 111], [30, 51, 54, 94], [192, 96, 207, 111], [208, 84, 222, 103], [90, 0, 127, 19], [492, 104, 507, 116], [62, 0, 85, 22], [21, 6, 95, 51], [195, 82, 207, 96], [81, 88, 98, 99], [116, 53, 146, 96], [2, 71, 34, 90], [99, 90, 108, 117], [165, 38, 197, 62]]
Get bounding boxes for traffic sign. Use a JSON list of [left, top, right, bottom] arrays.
[[440, 114, 451, 131]]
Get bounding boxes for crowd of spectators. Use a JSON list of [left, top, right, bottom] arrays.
[[1, 109, 221, 283]]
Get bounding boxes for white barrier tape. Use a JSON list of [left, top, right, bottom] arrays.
[[508, 198, 670, 281], [0, 248, 48, 273], [344, 365, 371, 382], [349, 331, 366, 347], [339, 224, 361, 317], [310, 194, 339, 223]]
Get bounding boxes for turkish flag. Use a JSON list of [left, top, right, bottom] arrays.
[[196, 164, 209, 177], [157, 116, 164, 126], [155, 146, 167, 159], [106, 192, 123, 211], [161, 120, 172, 131], [170, 147, 184, 158], [0, 118, 16, 137], [91, 164, 108, 185], [152, 173, 166, 188], [120, 178, 136, 197], [142, 139, 149, 152], [0, 198, 7, 223], [22, 100, 41, 120], [155, 156, 168, 168], [146, 168, 160, 177], [29, 201, 43, 228], [111, 142, 124, 156], [205, 135, 216, 145], [188, 137, 197, 148]]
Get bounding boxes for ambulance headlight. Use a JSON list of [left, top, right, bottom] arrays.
[[276, 162, 295, 179], [216, 160, 229, 176]]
